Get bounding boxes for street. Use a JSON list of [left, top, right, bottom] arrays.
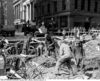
[[1, 0, 100, 80], [0, 31, 99, 79]]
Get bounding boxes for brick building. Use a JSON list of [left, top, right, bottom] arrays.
[[35, 0, 100, 31]]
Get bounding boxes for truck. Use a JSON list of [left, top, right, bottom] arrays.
[[0, 25, 15, 37]]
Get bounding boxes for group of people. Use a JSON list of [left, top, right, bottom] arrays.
[[0, 23, 95, 76], [24, 22, 88, 76], [55, 28, 86, 75], [16, 20, 96, 76]]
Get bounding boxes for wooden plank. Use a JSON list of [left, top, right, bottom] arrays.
[[6, 55, 36, 59]]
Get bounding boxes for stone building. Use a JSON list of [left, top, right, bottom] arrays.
[[35, 0, 100, 31], [0, 0, 4, 26], [22, 0, 36, 22], [13, 0, 23, 24], [3, 0, 14, 25], [13, 0, 36, 23]]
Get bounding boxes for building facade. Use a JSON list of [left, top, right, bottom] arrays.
[[13, 0, 23, 24], [13, 0, 36, 24], [35, 0, 100, 30], [22, 0, 36, 22], [0, 0, 4, 26], [3, 0, 14, 25]]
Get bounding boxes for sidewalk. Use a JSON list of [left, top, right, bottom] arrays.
[[0, 32, 26, 41]]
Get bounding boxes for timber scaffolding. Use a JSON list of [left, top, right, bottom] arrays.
[[1, 28, 100, 79], [0, 38, 47, 79]]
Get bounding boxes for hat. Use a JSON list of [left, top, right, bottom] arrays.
[[42, 22, 44, 25]]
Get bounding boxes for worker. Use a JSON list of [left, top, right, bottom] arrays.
[[45, 32, 55, 56], [55, 40, 74, 75]]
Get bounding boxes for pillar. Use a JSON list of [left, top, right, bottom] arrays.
[[30, 4, 31, 20], [68, 15, 73, 29], [23, 6, 26, 21], [57, 16, 60, 29], [68, 15, 70, 29], [26, 5, 28, 21], [31, 2, 34, 21]]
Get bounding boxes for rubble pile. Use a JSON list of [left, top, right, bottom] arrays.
[[23, 38, 100, 79], [83, 40, 100, 59], [2, 34, 100, 80], [83, 39, 100, 73]]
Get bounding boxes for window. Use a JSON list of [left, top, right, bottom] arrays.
[[94, 1, 98, 12], [42, 5, 44, 15], [54, 1, 57, 12], [74, 22, 83, 27], [81, 0, 85, 10], [5, 20, 7, 25], [75, 0, 78, 9], [88, 0, 91, 11], [62, 0, 66, 10], [47, 3, 50, 14], [0, 2, 1, 7]]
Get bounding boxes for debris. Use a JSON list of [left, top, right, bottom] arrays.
[[9, 69, 23, 79], [0, 76, 8, 79]]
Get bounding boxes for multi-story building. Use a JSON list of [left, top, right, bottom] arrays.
[[35, 0, 100, 31], [0, 0, 4, 26], [13, 0, 36, 23], [3, 0, 14, 25], [22, 0, 36, 22], [13, 0, 23, 24]]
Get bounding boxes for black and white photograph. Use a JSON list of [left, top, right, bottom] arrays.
[[0, 0, 100, 80]]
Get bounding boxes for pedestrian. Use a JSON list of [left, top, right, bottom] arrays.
[[22, 32, 33, 55], [71, 39, 85, 72], [26, 32, 33, 55], [74, 28, 80, 40], [62, 29, 66, 40], [1, 37, 9, 49], [37, 42, 44, 56], [38, 22, 47, 34]]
